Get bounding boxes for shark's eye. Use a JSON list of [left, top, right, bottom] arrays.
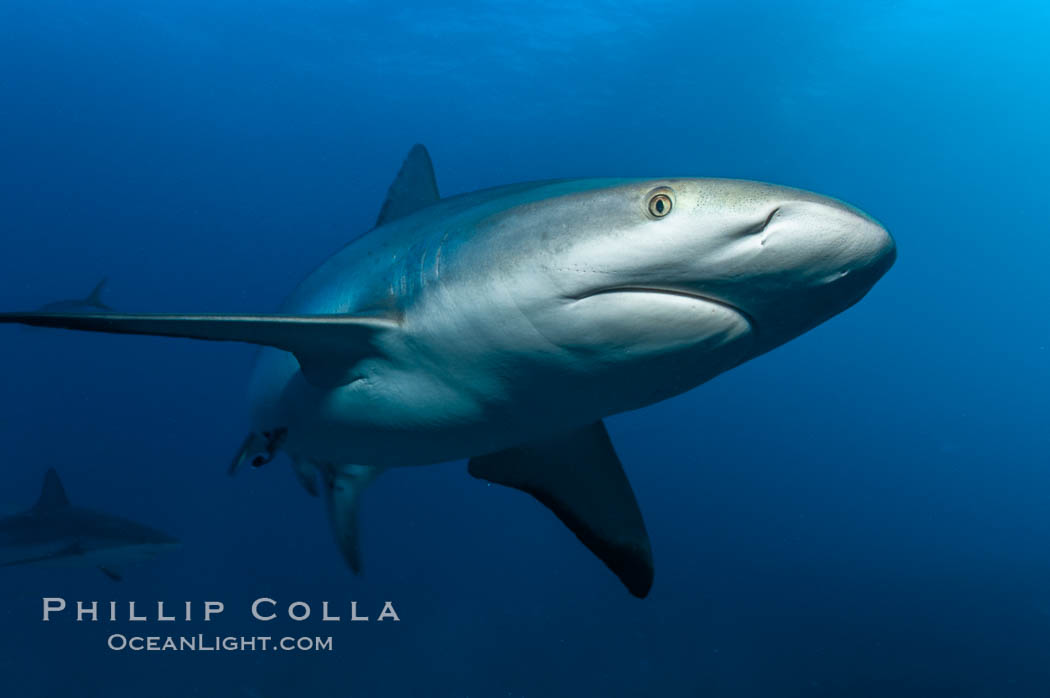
[[647, 192, 673, 218]]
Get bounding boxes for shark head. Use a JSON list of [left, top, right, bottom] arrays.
[[74, 513, 182, 562], [489, 178, 895, 406]]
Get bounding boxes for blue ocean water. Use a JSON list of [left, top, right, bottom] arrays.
[[0, 0, 1047, 695]]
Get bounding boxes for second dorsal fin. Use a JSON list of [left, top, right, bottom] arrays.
[[375, 144, 439, 227]]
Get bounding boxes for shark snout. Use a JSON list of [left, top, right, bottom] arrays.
[[834, 203, 895, 275], [156, 534, 182, 549], [762, 198, 895, 292], [819, 204, 896, 302], [711, 195, 895, 346], [138, 539, 182, 560], [139, 528, 181, 552]]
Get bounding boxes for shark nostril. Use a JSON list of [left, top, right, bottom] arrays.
[[740, 206, 781, 239], [763, 207, 781, 228]]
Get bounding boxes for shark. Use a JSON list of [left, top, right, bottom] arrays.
[[0, 469, 180, 580], [0, 145, 895, 596]]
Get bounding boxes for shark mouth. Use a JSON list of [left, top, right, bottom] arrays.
[[571, 286, 757, 334]]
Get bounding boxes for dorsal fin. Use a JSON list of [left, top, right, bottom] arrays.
[[85, 277, 110, 310], [34, 468, 70, 512], [375, 144, 439, 227]]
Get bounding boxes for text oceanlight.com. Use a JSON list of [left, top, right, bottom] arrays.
[[107, 634, 334, 652]]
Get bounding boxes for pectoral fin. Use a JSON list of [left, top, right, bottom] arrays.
[[468, 421, 654, 598], [0, 312, 398, 388]]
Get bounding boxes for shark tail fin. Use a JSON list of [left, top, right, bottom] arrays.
[[0, 312, 398, 388], [34, 468, 71, 512], [85, 278, 110, 310], [320, 464, 384, 574]]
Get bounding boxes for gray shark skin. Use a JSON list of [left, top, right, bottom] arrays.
[[0, 146, 895, 596], [0, 469, 179, 580]]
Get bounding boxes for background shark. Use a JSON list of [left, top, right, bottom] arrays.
[[0, 147, 894, 596], [0, 469, 180, 581]]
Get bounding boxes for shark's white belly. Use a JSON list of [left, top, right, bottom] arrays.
[[250, 347, 584, 466], [248, 290, 754, 467]]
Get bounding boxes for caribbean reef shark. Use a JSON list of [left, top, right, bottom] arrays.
[[0, 469, 179, 580], [0, 146, 895, 596]]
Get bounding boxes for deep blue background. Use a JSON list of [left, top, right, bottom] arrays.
[[1, 1, 1048, 695]]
